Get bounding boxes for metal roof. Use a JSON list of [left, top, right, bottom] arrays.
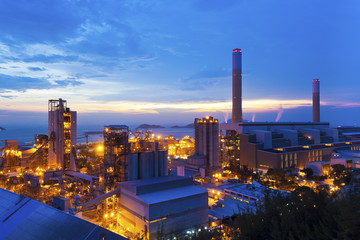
[[137, 185, 207, 205], [64, 170, 99, 182], [0, 188, 127, 240]]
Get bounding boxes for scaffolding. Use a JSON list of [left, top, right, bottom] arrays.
[[103, 125, 130, 187], [48, 99, 67, 112]]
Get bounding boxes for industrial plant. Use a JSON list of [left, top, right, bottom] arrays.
[[220, 49, 360, 175], [0, 49, 360, 240]]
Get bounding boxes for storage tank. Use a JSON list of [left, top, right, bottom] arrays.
[[158, 150, 168, 176], [153, 143, 159, 177], [139, 152, 154, 179], [126, 153, 138, 180]]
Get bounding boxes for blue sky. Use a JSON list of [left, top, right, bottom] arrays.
[[0, 0, 359, 127]]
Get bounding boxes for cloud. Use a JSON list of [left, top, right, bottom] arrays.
[[24, 43, 67, 57], [180, 66, 231, 90], [55, 79, 83, 87], [185, 66, 230, 80], [0, 74, 51, 91], [28, 67, 46, 71], [0, 1, 82, 43]]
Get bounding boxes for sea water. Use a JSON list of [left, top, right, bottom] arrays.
[[0, 124, 194, 147]]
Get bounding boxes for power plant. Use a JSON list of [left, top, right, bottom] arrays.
[[221, 49, 360, 173], [1, 48, 360, 240]]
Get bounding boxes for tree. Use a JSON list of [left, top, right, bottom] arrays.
[[231, 186, 360, 240], [300, 168, 313, 179], [331, 164, 345, 178], [266, 169, 286, 181]]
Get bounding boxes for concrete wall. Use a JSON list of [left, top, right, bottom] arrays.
[[256, 150, 281, 170], [301, 129, 320, 144], [252, 130, 272, 149], [323, 128, 339, 142], [239, 134, 258, 169], [278, 129, 298, 146]]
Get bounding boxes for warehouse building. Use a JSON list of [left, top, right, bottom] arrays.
[[118, 176, 208, 239], [0, 188, 125, 239]]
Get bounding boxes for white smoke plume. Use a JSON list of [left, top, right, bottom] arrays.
[[275, 105, 284, 122], [223, 111, 230, 123]]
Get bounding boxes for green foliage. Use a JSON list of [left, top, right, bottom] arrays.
[[266, 169, 286, 181], [300, 168, 313, 179], [192, 228, 222, 240], [331, 164, 345, 178], [232, 186, 360, 240]]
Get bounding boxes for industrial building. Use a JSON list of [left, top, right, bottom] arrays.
[[307, 149, 360, 176], [0, 139, 48, 172], [221, 122, 360, 172], [48, 98, 77, 171], [103, 125, 168, 186], [187, 116, 220, 174], [221, 49, 360, 172], [0, 188, 125, 240], [103, 125, 130, 185], [117, 176, 208, 239]]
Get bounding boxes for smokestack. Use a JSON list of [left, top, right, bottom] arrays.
[[312, 79, 320, 122], [232, 48, 242, 123]]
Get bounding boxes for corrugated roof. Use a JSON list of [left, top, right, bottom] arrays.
[[0, 188, 127, 240]]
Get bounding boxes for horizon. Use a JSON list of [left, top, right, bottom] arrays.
[[1, 1, 360, 127]]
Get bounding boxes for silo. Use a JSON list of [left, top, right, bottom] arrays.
[[126, 153, 138, 180], [159, 150, 168, 176], [139, 152, 154, 179], [153, 142, 159, 177]]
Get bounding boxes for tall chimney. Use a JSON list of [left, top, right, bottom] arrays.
[[312, 79, 320, 122], [232, 48, 242, 123]]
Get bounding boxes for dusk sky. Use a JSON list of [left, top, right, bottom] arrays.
[[0, 0, 359, 127]]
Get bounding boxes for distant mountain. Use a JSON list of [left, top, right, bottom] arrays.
[[171, 123, 194, 128], [0, 126, 5, 131], [137, 124, 165, 129]]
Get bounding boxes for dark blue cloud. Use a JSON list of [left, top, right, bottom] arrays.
[[0, 74, 51, 91], [0, 74, 83, 91], [0, 0, 82, 43], [180, 67, 230, 90], [55, 79, 83, 87], [0, 95, 15, 99], [28, 67, 46, 71], [185, 67, 230, 80]]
